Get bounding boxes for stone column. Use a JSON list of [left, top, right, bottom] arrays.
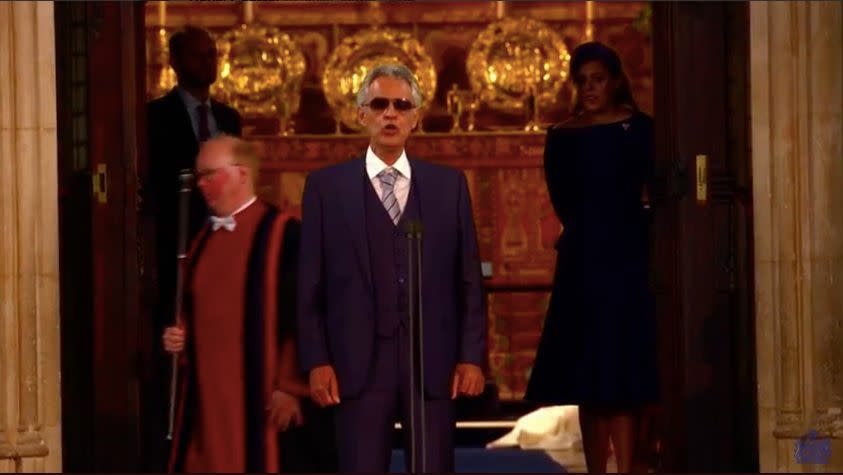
[[750, 1, 843, 471], [0, 1, 62, 472]]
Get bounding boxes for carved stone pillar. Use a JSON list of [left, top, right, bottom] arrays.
[[0, 1, 62, 472], [750, 1, 843, 471]]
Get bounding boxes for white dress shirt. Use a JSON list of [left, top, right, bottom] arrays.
[[365, 146, 411, 216]]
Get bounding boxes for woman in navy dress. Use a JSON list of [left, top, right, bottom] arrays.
[[525, 42, 658, 473]]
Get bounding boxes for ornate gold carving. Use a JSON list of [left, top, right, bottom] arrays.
[[213, 23, 306, 132], [466, 17, 570, 114], [523, 84, 541, 132], [446, 84, 464, 132], [322, 27, 437, 131]]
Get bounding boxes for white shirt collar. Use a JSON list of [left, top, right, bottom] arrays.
[[365, 146, 411, 181], [176, 86, 212, 110], [216, 195, 257, 219]]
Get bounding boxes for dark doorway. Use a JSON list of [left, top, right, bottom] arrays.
[[53, 1, 758, 472], [56, 1, 147, 471]]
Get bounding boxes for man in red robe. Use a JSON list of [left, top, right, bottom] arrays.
[[162, 135, 308, 472]]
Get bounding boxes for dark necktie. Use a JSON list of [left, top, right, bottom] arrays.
[[196, 104, 210, 142]]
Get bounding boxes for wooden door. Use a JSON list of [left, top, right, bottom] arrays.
[[56, 1, 147, 471], [651, 2, 758, 471]]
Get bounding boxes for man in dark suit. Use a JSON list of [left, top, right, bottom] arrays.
[[146, 25, 242, 344], [296, 63, 487, 472], [142, 25, 241, 471], [147, 25, 242, 268]]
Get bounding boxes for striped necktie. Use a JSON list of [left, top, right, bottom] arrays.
[[377, 168, 401, 224]]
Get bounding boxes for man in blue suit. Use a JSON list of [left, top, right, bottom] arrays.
[[296, 63, 487, 472]]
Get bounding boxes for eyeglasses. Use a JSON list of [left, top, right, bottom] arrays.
[[363, 97, 416, 112]]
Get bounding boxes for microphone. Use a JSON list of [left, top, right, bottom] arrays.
[[404, 219, 424, 238], [404, 218, 425, 472], [178, 169, 194, 191]]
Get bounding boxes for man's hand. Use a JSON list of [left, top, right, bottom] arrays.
[[267, 390, 303, 432], [309, 365, 341, 407], [450, 363, 484, 399], [162, 326, 185, 353]]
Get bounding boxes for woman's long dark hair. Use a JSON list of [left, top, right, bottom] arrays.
[[569, 41, 638, 116]]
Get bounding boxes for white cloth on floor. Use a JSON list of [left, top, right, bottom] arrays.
[[486, 405, 582, 451]]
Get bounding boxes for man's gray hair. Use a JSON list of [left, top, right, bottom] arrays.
[[355, 63, 424, 108]]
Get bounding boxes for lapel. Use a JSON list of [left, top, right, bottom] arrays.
[[408, 158, 436, 289], [339, 156, 373, 292]]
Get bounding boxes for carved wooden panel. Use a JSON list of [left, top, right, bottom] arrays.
[[488, 292, 551, 400]]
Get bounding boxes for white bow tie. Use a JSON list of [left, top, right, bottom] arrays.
[[210, 215, 236, 232]]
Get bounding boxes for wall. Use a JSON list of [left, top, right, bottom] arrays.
[[750, 1, 843, 471]]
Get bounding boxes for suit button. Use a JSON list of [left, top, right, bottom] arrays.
[[398, 277, 405, 284]]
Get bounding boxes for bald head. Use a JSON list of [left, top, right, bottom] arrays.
[[195, 135, 260, 216]]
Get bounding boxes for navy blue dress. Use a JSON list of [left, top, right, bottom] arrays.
[[525, 111, 659, 408]]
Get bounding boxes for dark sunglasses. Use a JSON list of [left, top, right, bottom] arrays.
[[363, 97, 416, 112]]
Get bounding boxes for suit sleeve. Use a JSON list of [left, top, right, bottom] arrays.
[[295, 175, 332, 372], [278, 219, 300, 338], [456, 172, 487, 367]]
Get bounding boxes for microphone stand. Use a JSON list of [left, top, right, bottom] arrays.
[[167, 169, 193, 440], [405, 220, 426, 473]]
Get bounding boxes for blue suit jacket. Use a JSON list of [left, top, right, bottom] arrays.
[[296, 156, 487, 399]]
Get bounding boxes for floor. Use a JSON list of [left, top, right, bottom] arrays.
[[388, 447, 617, 473]]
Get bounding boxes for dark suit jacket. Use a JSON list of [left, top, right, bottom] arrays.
[[296, 156, 487, 399], [145, 88, 241, 331]]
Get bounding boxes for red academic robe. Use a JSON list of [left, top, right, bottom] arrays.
[[167, 203, 300, 473]]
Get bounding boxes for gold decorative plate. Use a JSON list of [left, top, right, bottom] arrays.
[[213, 24, 307, 119], [322, 27, 437, 131], [149, 28, 177, 100], [466, 17, 570, 114]]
